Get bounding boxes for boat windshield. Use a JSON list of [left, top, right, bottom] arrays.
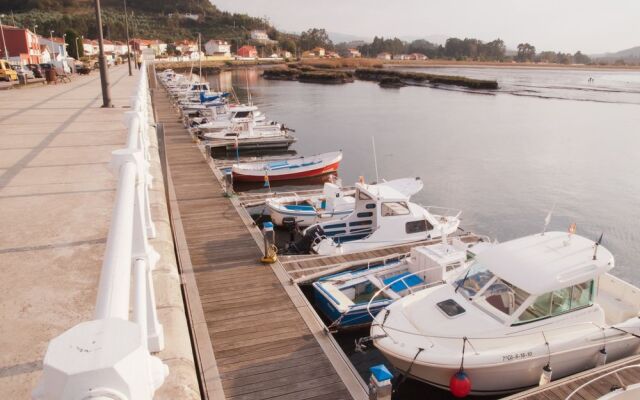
[[454, 262, 494, 298]]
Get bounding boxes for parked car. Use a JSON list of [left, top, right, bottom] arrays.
[[0, 60, 18, 82], [26, 64, 44, 78], [12, 64, 35, 80]]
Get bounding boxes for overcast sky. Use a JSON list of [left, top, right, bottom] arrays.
[[211, 0, 638, 54]]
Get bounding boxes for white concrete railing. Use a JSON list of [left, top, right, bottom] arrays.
[[33, 64, 169, 400]]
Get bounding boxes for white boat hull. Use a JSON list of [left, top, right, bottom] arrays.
[[375, 335, 640, 395]]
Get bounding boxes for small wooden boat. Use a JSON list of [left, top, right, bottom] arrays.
[[231, 151, 342, 182]]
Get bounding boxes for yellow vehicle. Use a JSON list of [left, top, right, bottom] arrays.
[[0, 60, 18, 82]]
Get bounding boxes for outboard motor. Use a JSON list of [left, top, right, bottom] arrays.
[[282, 217, 298, 244], [289, 224, 325, 254]]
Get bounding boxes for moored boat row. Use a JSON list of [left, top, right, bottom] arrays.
[[157, 67, 640, 399]]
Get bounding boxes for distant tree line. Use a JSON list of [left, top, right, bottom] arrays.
[[353, 36, 507, 61]]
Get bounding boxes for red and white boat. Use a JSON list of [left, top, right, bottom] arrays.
[[231, 151, 342, 182]]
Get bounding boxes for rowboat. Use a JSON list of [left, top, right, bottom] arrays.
[[231, 151, 342, 182]]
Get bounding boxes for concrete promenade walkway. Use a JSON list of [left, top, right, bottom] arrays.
[[0, 66, 198, 399]]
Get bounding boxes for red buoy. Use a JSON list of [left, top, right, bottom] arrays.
[[449, 370, 472, 398]]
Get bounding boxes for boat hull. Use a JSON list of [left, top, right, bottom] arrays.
[[375, 336, 640, 395], [232, 161, 340, 182]]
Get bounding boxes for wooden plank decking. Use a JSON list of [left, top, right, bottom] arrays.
[[505, 354, 640, 400], [153, 88, 362, 400], [280, 233, 482, 282]]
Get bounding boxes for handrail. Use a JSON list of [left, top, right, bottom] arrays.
[[565, 364, 640, 399], [33, 63, 168, 400]]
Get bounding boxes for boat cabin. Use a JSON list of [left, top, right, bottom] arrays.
[[449, 231, 618, 327]]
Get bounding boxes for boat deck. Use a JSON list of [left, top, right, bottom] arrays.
[[280, 233, 482, 283], [205, 136, 297, 154], [153, 86, 365, 400], [504, 354, 640, 400]]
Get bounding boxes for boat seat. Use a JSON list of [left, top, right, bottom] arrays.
[[284, 204, 315, 211], [383, 272, 425, 293]]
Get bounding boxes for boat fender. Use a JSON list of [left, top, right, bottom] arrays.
[[449, 370, 471, 398], [538, 364, 552, 386], [596, 348, 607, 366]]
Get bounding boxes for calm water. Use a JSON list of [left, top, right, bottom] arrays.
[[211, 67, 640, 283], [208, 67, 640, 397]]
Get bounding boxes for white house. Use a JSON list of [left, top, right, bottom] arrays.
[[114, 41, 129, 56], [250, 30, 269, 41], [149, 40, 167, 55], [204, 39, 231, 57], [393, 54, 410, 60], [38, 36, 67, 60], [82, 39, 98, 56], [376, 52, 391, 60], [102, 39, 115, 54]]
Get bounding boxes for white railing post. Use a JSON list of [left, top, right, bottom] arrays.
[[33, 62, 168, 400]]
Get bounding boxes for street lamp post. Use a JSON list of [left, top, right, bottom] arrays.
[[0, 14, 9, 61], [123, 0, 132, 76], [49, 30, 55, 63], [94, 0, 112, 107], [75, 35, 82, 60], [62, 33, 67, 58]]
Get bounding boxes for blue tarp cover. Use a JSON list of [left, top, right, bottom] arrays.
[[382, 272, 424, 292]]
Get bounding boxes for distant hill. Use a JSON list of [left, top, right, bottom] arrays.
[[0, 0, 283, 46], [592, 46, 640, 62]]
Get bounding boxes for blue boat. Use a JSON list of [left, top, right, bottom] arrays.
[[312, 239, 491, 330]]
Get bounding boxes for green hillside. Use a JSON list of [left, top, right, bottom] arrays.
[[0, 0, 282, 49]]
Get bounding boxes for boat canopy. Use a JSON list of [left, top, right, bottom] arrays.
[[475, 231, 614, 295], [357, 177, 422, 202]]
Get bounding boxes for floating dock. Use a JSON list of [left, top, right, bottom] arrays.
[[505, 354, 640, 400], [152, 84, 367, 400]]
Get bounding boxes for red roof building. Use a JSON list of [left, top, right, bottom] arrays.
[[237, 45, 257, 58], [0, 24, 42, 64]]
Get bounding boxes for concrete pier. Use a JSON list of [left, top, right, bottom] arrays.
[[0, 66, 198, 399]]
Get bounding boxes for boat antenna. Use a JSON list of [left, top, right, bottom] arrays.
[[198, 32, 202, 80], [541, 202, 555, 236], [371, 136, 380, 183], [245, 69, 252, 106], [592, 232, 604, 260]]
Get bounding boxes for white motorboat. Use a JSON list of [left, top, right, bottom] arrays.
[[189, 104, 268, 132], [313, 238, 492, 330], [201, 121, 290, 141], [371, 231, 640, 396], [301, 178, 461, 255], [267, 181, 355, 228]]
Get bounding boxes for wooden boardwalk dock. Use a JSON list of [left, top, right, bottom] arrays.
[[504, 354, 640, 400], [153, 87, 366, 400]]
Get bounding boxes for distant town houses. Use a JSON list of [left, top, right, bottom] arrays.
[[0, 24, 42, 64], [347, 48, 362, 58], [204, 40, 231, 58], [174, 39, 198, 55], [237, 45, 258, 58], [376, 52, 392, 60]]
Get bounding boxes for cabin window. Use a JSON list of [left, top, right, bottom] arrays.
[[406, 220, 427, 234], [481, 278, 529, 316], [234, 111, 251, 118], [358, 190, 372, 200], [516, 280, 594, 324], [365, 204, 376, 209], [454, 262, 495, 298], [381, 202, 410, 217], [357, 212, 373, 218]]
